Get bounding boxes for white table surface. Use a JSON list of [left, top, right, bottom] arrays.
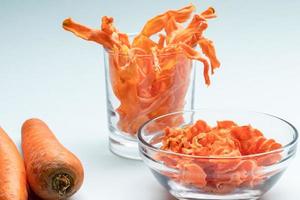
[[1, 0, 300, 199]]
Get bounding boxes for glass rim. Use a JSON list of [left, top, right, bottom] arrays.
[[104, 48, 188, 58], [137, 109, 299, 160]]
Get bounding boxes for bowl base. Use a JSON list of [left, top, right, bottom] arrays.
[[178, 198, 259, 200], [170, 189, 261, 200]]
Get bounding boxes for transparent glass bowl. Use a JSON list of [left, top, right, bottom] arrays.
[[138, 109, 298, 200]]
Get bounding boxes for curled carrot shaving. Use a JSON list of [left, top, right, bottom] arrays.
[[168, 4, 196, 23], [200, 7, 216, 19], [157, 120, 282, 193], [199, 38, 220, 73], [132, 34, 158, 52], [141, 13, 168, 37], [141, 4, 195, 37], [179, 43, 211, 85], [180, 162, 207, 188], [63, 4, 220, 134], [101, 16, 116, 35], [158, 34, 166, 49], [101, 16, 130, 48], [165, 16, 180, 37], [63, 18, 117, 49]]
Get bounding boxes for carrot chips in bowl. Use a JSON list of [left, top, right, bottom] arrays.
[[138, 109, 298, 200], [63, 4, 220, 159]]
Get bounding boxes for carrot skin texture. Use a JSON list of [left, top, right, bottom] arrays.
[[0, 127, 28, 200], [22, 119, 84, 200]]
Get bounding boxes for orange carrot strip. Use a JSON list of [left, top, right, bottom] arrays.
[[141, 13, 168, 37], [179, 43, 211, 85], [217, 120, 237, 129], [187, 14, 206, 29], [118, 32, 131, 48], [171, 18, 208, 45], [200, 7, 216, 19], [63, 18, 116, 49], [158, 34, 165, 49], [170, 6, 216, 46], [101, 16, 117, 35], [199, 38, 221, 73], [180, 163, 207, 188], [132, 34, 158, 52], [165, 16, 180, 36], [101, 16, 130, 48], [168, 4, 196, 23], [0, 127, 28, 200], [141, 4, 195, 37]]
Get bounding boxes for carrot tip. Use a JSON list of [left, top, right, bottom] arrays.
[[22, 118, 44, 129]]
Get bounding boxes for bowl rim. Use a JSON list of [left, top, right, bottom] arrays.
[[137, 109, 299, 159]]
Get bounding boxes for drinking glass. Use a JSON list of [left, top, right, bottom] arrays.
[[103, 47, 197, 159]]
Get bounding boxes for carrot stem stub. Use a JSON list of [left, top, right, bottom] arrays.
[[21, 118, 84, 200], [52, 173, 73, 196]]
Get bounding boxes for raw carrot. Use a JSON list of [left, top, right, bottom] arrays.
[[21, 119, 84, 200], [0, 127, 28, 200]]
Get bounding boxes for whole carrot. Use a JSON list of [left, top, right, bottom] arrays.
[[22, 119, 84, 200], [0, 127, 28, 200]]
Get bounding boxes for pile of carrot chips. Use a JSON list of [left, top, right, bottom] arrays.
[[157, 120, 282, 193], [63, 4, 220, 134]]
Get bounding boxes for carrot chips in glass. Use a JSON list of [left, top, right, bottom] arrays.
[[157, 120, 282, 193], [62, 4, 220, 135]]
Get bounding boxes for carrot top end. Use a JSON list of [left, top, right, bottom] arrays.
[[52, 173, 74, 197]]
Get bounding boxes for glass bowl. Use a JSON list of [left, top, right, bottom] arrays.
[[137, 109, 298, 200]]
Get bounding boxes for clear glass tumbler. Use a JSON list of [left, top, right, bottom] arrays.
[[103, 49, 196, 159]]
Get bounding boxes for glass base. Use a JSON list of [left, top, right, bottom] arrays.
[[109, 128, 141, 160]]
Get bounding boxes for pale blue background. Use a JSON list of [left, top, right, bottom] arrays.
[[0, 0, 300, 199]]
